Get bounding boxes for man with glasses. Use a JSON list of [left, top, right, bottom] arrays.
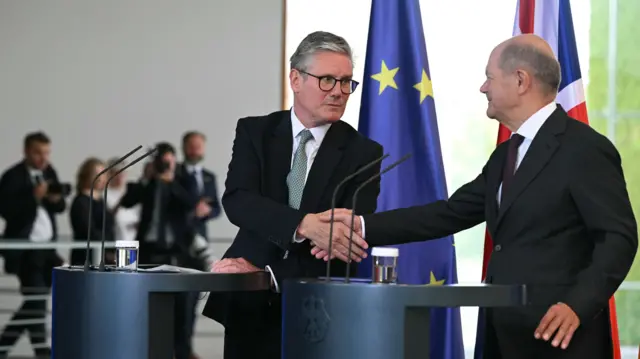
[[202, 31, 383, 359]]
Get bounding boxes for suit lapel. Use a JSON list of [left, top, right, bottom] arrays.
[[267, 112, 293, 204], [299, 122, 348, 212], [495, 110, 567, 229]]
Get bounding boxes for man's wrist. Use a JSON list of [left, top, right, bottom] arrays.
[[296, 215, 309, 238], [264, 265, 280, 293], [292, 225, 306, 243]]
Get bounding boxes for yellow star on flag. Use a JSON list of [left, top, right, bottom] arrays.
[[413, 69, 433, 104], [371, 60, 399, 95], [427, 271, 445, 286]]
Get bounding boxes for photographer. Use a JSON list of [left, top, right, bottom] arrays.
[[118, 142, 197, 263], [0, 132, 69, 358], [117, 142, 198, 359]]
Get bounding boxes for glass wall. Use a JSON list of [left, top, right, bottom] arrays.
[[588, 0, 640, 348], [285, 0, 639, 354]]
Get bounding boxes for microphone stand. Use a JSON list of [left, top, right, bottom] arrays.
[[99, 148, 157, 271], [84, 145, 143, 271], [345, 153, 412, 283], [324, 153, 389, 281]]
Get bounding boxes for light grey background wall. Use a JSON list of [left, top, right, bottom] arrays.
[[0, 1, 284, 357], [0, 0, 285, 241]]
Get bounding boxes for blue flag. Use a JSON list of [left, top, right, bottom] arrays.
[[357, 1, 465, 358]]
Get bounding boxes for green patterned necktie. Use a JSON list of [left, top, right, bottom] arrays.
[[287, 129, 313, 209]]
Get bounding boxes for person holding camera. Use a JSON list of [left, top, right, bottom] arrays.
[[117, 142, 198, 359], [0, 132, 69, 358]]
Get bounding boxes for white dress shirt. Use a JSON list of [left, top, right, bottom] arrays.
[[28, 169, 54, 242], [106, 187, 140, 243], [266, 108, 331, 292]]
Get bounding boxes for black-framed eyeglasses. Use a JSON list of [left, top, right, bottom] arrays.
[[298, 70, 359, 94]]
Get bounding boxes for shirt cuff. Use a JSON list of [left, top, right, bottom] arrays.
[[264, 265, 280, 293], [360, 215, 366, 239], [292, 225, 306, 243]]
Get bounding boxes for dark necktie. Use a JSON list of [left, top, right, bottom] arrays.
[[501, 133, 525, 199], [188, 170, 199, 195]]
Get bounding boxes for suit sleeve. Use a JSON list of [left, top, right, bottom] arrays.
[[341, 142, 384, 215], [203, 173, 222, 220], [362, 164, 488, 247], [267, 141, 384, 285], [222, 118, 306, 250], [42, 167, 66, 213], [119, 182, 145, 208], [0, 170, 38, 221], [564, 136, 638, 323]]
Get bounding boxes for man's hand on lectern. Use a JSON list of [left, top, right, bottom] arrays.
[[211, 258, 260, 273]]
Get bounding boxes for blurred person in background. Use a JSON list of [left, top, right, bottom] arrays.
[[116, 142, 198, 359], [68, 157, 115, 266], [178, 131, 221, 240], [0, 132, 68, 358], [105, 158, 140, 243], [177, 131, 222, 359]]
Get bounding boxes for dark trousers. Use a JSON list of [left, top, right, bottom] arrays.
[[0, 250, 59, 358], [144, 248, 197, 359], [484, 308, 610, 359], [222, 292, 282, 359], [224, 324, 281, 359]]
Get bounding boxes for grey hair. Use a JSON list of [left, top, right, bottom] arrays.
[[499, 43, 561, 95], [289, 31, 353, 71]]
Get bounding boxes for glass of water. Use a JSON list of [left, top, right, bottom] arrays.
[[372, 247, 398, 284], [115, 240, 139, 271]]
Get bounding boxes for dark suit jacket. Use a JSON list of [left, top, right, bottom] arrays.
[[202, 110, 383, 329], [362, 106, 637, 353], [69, 194, 115, 266], [119, 178, 197, 260], [176, 163, 222, 238], [0, 161, 66, 274]]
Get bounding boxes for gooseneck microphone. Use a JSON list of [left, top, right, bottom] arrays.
[[83, 145, 143, 271], [344, 153, 412, 283], [98, 147, 157, 271], [324, 153, 390, 281]]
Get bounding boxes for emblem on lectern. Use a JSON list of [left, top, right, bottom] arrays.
[[301, 295, 330, 343]]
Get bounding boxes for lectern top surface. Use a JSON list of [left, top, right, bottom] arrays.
[[53, 266, 272, 293]]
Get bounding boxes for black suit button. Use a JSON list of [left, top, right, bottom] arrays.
[[494, 244, 502, 252]]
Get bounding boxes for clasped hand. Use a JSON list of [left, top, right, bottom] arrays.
[[299, 208, 365, 263]]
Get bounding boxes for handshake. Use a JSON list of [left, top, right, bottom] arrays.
[[297, 208, 367, 263]]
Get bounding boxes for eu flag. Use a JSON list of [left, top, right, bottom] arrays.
[[357, 0, 465, 358]]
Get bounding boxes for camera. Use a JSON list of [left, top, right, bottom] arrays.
[[48, 182, 72, 196], [153, 156, 170, 173], [151, 142, 175, 174]]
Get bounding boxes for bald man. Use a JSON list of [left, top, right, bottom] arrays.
[[313, 34, 638, 359]]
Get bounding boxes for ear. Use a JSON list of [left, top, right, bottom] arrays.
[[290, 69, 301, 93], [515, 69, 531, 95]]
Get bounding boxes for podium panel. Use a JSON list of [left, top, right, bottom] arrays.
[[51, 267, 270, 359], [282, 279, 527, 359]]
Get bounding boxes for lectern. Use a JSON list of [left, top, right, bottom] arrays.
[[51, 267, 271, 359], [282, 279, 527, 359]]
